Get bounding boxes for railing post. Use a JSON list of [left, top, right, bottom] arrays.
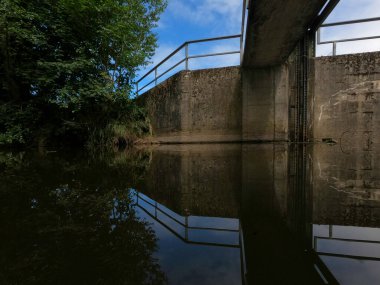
[[316, 29, 321, 44], [154, 68, 158, 86], [136, 82, 138, 96], [185, 216, 188, 240], [185, 43, 189, 70]]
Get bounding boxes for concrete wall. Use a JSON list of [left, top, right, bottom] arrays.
[[139, 52, 380, 144], [312, 52, 380, 145], [310, 53, 380, 226], [138, 67, 242, 143], [242, 49, 300, 142], [242, 65, 291, 142], [242, 51, 380, 143]]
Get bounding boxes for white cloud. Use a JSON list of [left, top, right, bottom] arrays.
[[327, 0, 380, 21], [168, 0, 242, 34]]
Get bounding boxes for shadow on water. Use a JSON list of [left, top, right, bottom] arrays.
[[0, 143, 379, 284]]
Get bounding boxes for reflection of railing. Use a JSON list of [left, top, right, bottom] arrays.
[[130, 190, 248, 284], [136, 34, 242, 95], [312, 224, 380, 284], [313, 224, 380, 261], [317, 17, 380, 56], [132, 190, 241, 248]]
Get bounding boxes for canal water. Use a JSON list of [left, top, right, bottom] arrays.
[[0, 143, 379, 285]]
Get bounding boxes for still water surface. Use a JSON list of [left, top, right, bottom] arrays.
[[0, 144, 379, 285]]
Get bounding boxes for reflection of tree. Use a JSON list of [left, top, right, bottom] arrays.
[[0, 150, 166, 285]]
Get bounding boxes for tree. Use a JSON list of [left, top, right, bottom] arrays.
[[0, 0, 166, 146]]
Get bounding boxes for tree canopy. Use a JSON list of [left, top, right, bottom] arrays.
[[0, 0, 166, 146]]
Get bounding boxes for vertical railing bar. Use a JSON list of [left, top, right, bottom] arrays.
[[185, 43, 189, 70], [332, 42, 337, 56], [241, 0, 247, 62], [154, 68, 158, 86]]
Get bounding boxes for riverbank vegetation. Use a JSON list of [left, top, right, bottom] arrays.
[[0, 0, 166, 149]]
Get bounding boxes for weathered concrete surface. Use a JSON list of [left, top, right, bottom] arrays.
[[312, 52, 380, 146], [242, 65, 290, 141], [139, 51, 380, 144], [243, 51, 380, 142], [243, 0, 327, 67], [138, 67, 242, 143], [242, 49, 300, 142]]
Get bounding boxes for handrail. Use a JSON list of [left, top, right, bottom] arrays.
[[136, 34, 242, 95], [317, 17, 380, 56]]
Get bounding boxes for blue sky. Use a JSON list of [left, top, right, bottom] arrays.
[[318, 0, 380, 56], [137, 0, 380, 93]]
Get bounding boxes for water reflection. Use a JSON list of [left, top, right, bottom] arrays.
[[313, 225, 380, 284], [0, 143, 379, 284], [0, 151, 166, 285]]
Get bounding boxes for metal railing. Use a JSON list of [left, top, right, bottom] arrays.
[[136, 34, 242, 95], [317, 16, 380, 56]]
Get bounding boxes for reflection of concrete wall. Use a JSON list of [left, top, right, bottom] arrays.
[[312, 144, 380, 227], [138, 67, 242, 143], [139, 144, 241, 218], [241, 144, 289, 218], [241, 144, 323, 284], [312, 52, 380, 145]]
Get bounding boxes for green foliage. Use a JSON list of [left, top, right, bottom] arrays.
[[0, 0, 165, 146], [0, 103, 41, 145]]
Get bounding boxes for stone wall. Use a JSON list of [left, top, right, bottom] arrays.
[[138, 67, 242, 143]]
